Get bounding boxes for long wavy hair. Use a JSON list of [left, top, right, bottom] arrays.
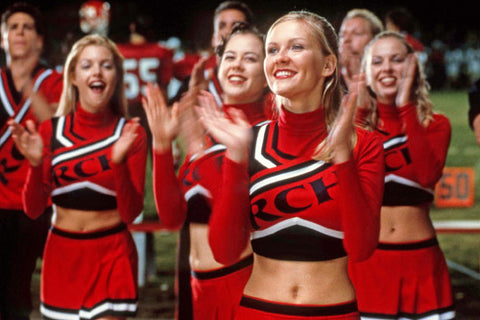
[[56, 34, 127, 117], [266, 11, 352, 161], [362, 31, 434, 126]]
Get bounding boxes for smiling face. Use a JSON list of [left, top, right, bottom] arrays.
[[264, 19, 336, 112], [218, 32, 266, 104], [72, 44, 117, 113], [1, 12, 43, 60], [365, 36, 410, 105]]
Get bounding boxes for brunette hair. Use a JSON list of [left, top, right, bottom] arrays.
[[213, 1, 253, 26], [1, 2, 45, 36], [215, 22, 264, 57]]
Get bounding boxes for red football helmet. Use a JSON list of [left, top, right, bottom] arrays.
[[79, 0, 111, 36]]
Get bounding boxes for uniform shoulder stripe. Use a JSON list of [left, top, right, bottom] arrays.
[[383, 134, 407, 150], [254, 123, 280, 168], [52, 118, 126, 166], [250, 160, 329, 198], [0, 69, 54, 148]]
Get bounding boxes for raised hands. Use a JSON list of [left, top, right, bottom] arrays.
[[351, 73, 370, 111], [188, 57, 214, 91], [329, 91, 358, 164], [340, 47, 362, 92], [196, 90, 252, 163], [111, 118, 140, 164], [396, 53, 417, 107], [22, 79, 57, 122], [142, 82, 180, 152], [8, 119, 43, 167]]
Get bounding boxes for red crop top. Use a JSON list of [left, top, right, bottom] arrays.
[[23, 104, 147, 223], [209, 106, 385, 264], [375, 102, 451, 205]]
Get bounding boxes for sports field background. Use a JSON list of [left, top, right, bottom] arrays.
[[31, 89, 480, 319]]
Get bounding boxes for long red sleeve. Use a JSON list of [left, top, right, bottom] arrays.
[[22, 120, 53, 219], [399, 103, 451, 187], [208, 157, 251, 265], [152, 149, 187, 229], [113, 124, 147, 224], [337, 129, 385, 262]]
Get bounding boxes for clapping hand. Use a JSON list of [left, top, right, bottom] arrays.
[[8, 119, 43, 167], [196, 90, 252, 163], [188, 57, 214, 92], [396, 53, 417, 107], [111, 118, 140, 164], [142, 82, 180, 152]]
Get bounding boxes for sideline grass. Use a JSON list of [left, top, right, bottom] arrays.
[[430, 90, 480, 273]]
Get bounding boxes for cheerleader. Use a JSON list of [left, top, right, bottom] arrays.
[[198, 11, 385, 319], [9, 34, 147, 320], [350, 31, 455, 320], [142, 24, 269, 319]]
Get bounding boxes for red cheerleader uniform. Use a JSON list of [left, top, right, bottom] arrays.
[[349, 102, 455, 320], [154, 101, 268, 319], [208, 106, 385, 319], [23, 104, 147, 320]]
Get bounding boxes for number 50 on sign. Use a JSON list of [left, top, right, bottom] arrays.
[[434, 167, 475, 208]]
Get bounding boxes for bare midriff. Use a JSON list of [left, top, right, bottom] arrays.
[[243, 255, 355, 305], [379, 205, 435, 243], [53, 206, 124, 232], [189, 223, 252, 271]]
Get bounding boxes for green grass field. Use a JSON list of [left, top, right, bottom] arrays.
[[428, 90, 480, 319], [429, 90, 479, 270]]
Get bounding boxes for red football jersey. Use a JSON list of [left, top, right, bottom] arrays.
[[116, 42, 174, 104], [0, 66, 62, 210], [173, 52, 217, 81]]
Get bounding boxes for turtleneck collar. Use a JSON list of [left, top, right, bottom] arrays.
[[74, 103, 116, 128], [377, 101, 400, 119], [223, 101, 266, 125], [278, 105, 327, 137]]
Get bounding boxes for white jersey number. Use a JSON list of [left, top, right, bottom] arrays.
[[123, 57, 160, 100]]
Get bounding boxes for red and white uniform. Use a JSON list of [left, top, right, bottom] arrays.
[[349, 102, 455, 320], [0, 66, 62, 210], [209, 106, 385, 319], [116, 42, 174, 105], [23, 104, 147, 320], [154, 100, 268, 320], [0, 65, 62, 319]]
